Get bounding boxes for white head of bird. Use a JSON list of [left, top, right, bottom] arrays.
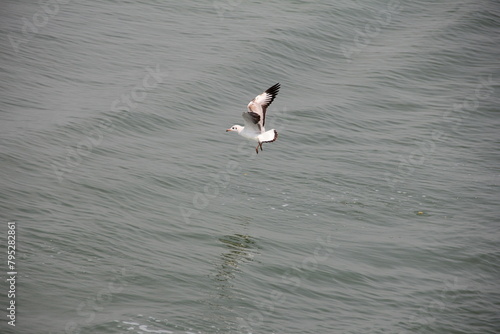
[[226, 125, 244, 133]]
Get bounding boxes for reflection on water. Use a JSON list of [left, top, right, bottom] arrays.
[[201, 230, 261, 331], [215, 234, 258, 282]]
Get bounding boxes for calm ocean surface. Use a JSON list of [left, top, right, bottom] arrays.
[[1, 1, 499, 333]]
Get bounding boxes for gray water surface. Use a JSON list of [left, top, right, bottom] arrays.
[[1, 1, 499, 333]]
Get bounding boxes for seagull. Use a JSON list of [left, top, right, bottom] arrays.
[[226, 83, 280, 154]]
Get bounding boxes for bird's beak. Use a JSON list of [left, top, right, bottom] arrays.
[[226, 129, 232, 132]]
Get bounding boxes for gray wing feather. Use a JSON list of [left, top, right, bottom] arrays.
[[242, 112, 262, 132]]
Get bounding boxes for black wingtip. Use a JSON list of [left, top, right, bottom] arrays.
[[266, 83, 280, 96]]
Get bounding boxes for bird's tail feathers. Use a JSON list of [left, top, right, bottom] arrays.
[[258, 129, 278, 143]]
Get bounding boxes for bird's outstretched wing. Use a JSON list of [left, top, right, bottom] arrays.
[[242, 83, 280, 133]]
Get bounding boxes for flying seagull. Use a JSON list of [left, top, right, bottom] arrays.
[[226, 83, 280, 154]]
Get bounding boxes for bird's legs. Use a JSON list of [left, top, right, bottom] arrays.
[[255, 141, 263, 154]]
